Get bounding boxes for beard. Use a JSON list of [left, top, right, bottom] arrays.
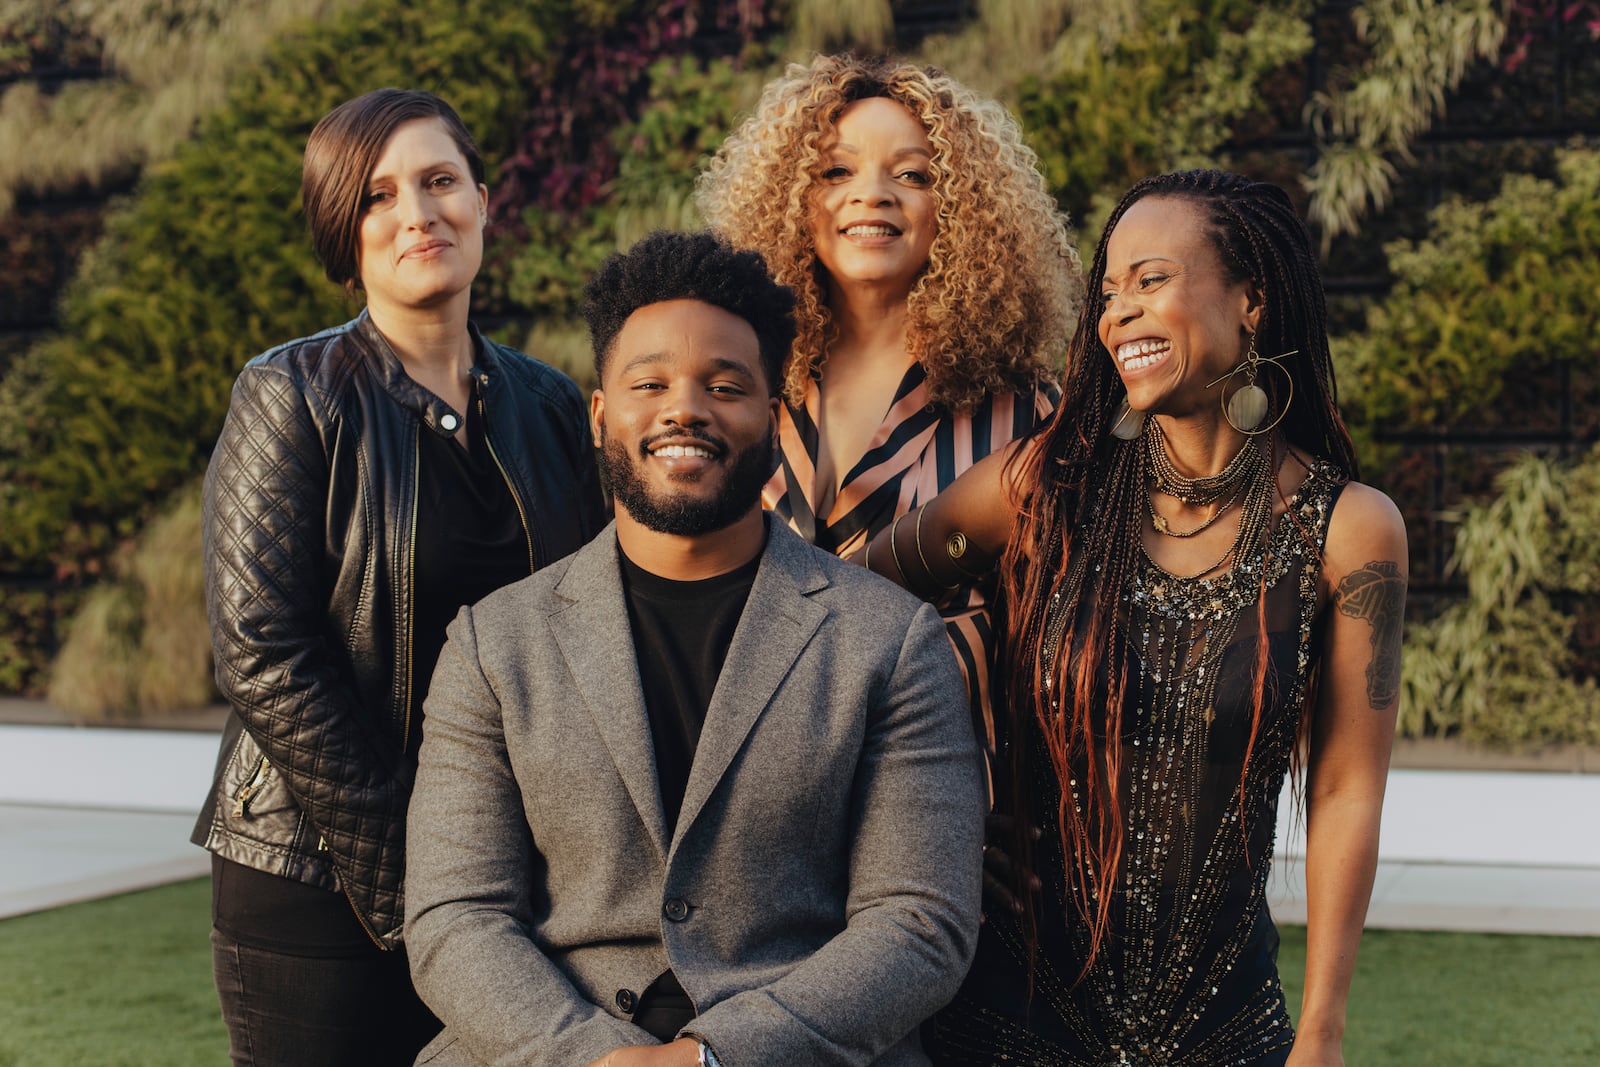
[[599, 426, 775, 537]]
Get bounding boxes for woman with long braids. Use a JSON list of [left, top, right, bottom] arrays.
[[697, 54, 1078, 765], [861, 170, 1406, 1065]]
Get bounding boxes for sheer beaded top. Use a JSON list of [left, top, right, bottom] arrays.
[[937, 458, 1347, 1067]]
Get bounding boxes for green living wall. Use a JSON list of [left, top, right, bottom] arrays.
[[2, 0, 1597, 739], [1350, 147, 1600, 747], [0, 0, 766, 701]]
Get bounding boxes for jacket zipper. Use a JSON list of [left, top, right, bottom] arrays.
[[228, 752, 382, 946], [350, 421, 425, 950], [478, 373, 536, 574], [344, 887, 388, 950], [230, 754, 272, 819], [401, 425, 420, 755]]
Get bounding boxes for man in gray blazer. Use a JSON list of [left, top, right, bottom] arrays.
[[405, 232, 984, 1067]]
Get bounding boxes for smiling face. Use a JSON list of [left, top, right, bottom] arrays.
[[591, 299, 780, 537], [356, 117, 488, 315], [1097, 196, 1261, 419], [808, 96, 938, 301]]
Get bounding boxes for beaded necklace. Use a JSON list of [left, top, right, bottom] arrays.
[[1143, 419, 1279, 581], [1144, 418, 1263, 507]]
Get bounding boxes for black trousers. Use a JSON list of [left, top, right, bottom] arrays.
[[210, 857, 440, 1066], [211, 928, 441, 1066]]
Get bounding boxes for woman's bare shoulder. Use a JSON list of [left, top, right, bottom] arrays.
[[1323, 479, 1408, 588]]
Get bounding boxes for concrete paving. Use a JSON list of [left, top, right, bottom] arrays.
[[1, 721, 1597, 935], [1267, 768, 1600, 936], [0, 722, 216, 919], [0, 804, 206, 919]]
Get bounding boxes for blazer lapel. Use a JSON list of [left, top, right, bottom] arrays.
[[550, 529, 670, 860], [672, 524, 829, 852]]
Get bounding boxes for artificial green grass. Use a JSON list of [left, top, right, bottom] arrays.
[[3, 880, 1599, 1065], [0, 878, 225, 1067], [1277, 925, 1600, 1065]]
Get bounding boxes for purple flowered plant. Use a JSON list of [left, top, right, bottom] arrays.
[[489, 0, 768, 229], [1503, 0, 1600, 72]]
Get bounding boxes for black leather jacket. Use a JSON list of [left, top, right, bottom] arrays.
[[192, 312, 604, 948]]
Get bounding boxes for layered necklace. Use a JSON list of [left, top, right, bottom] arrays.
[[1143, 417, 1276, 579]]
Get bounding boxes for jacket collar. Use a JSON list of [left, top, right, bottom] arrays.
[[353, 309, 496, 439], [549, 519, 830, 859]]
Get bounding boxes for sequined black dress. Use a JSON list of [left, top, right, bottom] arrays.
[[929, 461, 1346, 1067]]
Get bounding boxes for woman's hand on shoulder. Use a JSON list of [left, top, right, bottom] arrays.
[[858, 436, 1036, 591]]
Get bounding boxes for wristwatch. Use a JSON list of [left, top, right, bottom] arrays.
[[696, 1039, 723, 1067]]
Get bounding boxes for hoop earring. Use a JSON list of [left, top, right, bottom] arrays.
[[1109, 395, 1146, 440], [1206, 338, 1296, 435]]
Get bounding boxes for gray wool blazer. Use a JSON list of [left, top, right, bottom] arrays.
[[404, 520, 984, 1067]]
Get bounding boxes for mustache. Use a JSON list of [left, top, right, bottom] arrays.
[[638, 428, 727, 458]]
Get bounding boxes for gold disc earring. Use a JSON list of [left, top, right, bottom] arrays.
[[1207, 339, 1297, 436], [1110, 395, 1146, 440]]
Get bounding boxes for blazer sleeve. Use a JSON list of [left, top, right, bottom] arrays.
[[205, 364, 412, 944], [687, 601, 986, 1066], [405, 605, 656, 1066]]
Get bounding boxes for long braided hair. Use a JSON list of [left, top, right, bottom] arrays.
[[997, 170, 1358, 971]]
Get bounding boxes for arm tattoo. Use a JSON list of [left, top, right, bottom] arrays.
[[1335, 560, 1406, 710]]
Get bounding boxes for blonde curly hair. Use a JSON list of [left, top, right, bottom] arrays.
[[696, 53, 1081, 411]]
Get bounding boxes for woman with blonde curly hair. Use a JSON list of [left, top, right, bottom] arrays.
[[697, 53, 1079, 760]]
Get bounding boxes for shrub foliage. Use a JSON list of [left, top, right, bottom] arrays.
[[1340, 145, 1600, 746], [1339, 145, 1600, 436], [5, 0, 1597, 743], [1302, 0, 1507, 245], [48, 482, 212, 720], [0, 0, 368, 218], [1399, 450, 1600, 748], [1015, 0, 1312, 231]]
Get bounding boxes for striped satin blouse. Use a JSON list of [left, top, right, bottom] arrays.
[[763, 360, 1059, 776]]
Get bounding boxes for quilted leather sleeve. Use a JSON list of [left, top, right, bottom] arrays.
[[204, 363, 409, 947]]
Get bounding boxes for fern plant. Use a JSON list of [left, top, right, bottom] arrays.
[[1399, 450, 1600, 747], [1303, 0, 1508, 245]]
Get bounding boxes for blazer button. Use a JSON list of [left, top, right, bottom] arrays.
[[615, 988, 637, 1013], [663, 897, 690, 922]]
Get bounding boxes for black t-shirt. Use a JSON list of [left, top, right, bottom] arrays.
[[617, 538, 762, 1042], [617, 545, 761, 836], [411, 379, 530, 733]]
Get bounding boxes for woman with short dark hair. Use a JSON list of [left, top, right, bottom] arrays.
[[192, 88, 604, 1066]]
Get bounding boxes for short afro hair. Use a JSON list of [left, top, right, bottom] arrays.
[[582, 231, 796, 394]]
